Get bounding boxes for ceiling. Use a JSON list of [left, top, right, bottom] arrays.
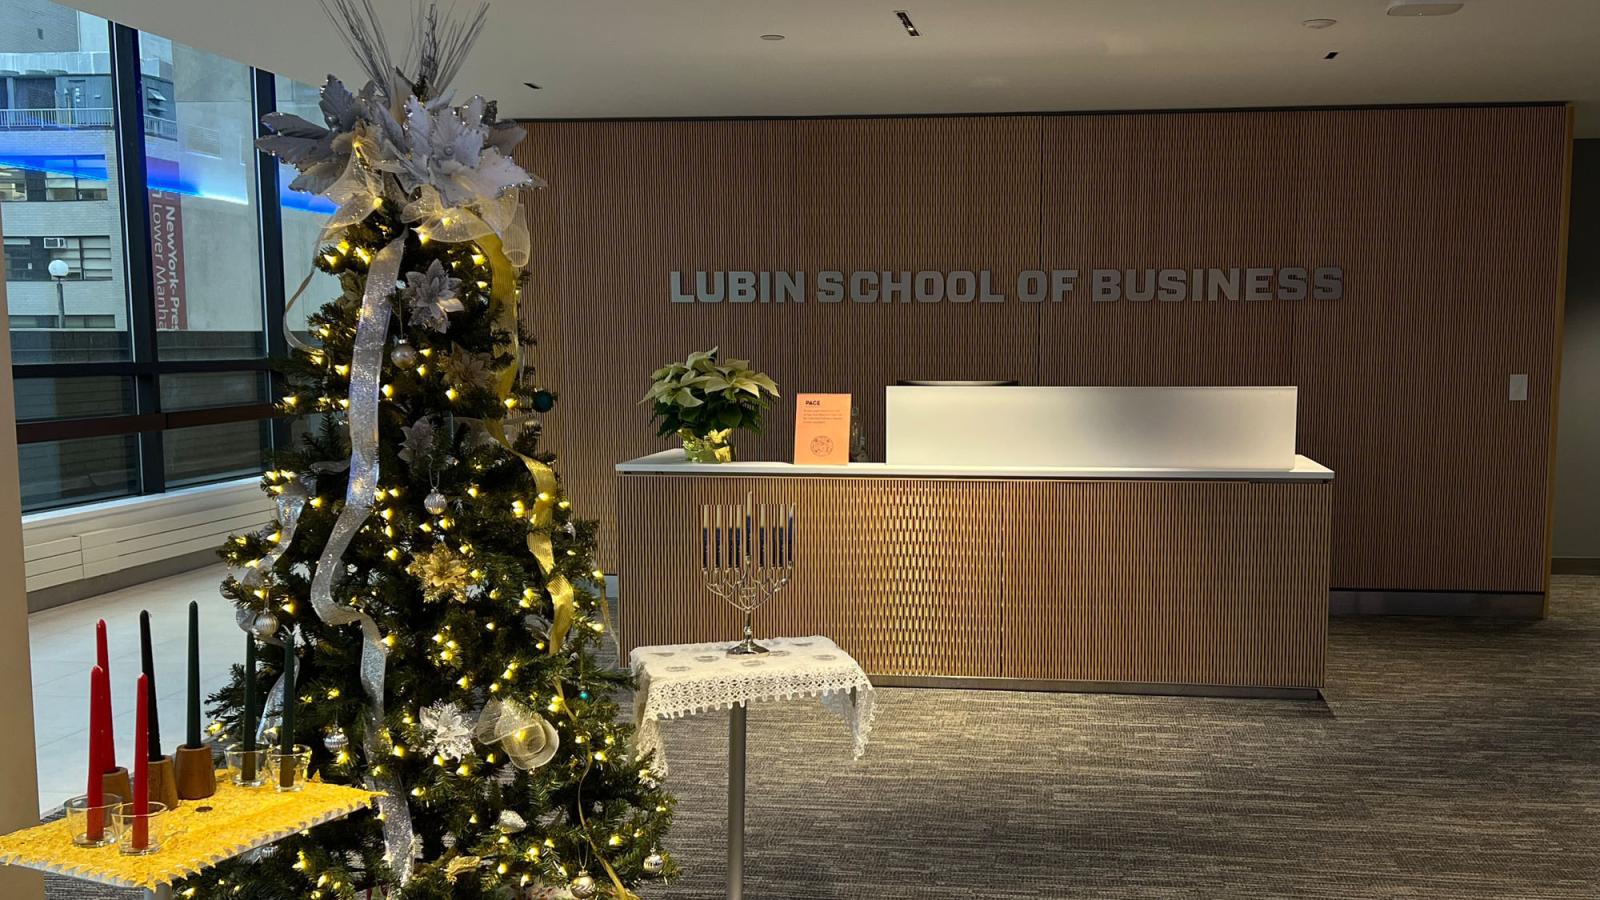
[[62, 0, 1600, 134]]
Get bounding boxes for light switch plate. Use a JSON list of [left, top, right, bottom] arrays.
[[1509, 373, 1528, 402]]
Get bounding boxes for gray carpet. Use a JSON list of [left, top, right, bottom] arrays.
[[44, 577, 1600, 898]]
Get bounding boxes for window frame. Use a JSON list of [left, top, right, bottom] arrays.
[[9, 18, 292, 510]]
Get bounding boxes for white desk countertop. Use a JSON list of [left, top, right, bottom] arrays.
[[617, 449, 1334, 481]]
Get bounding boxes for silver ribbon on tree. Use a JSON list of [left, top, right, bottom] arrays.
[[303, 235, 415, 885]]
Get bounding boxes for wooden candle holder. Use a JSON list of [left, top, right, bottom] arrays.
[[173, 745, 216, 800], [100, 767, 130, 806], [146, 756, 181, 810]]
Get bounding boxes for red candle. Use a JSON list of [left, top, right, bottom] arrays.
[[132, 673, 149, 849], [95, 620, 116, 764], [85, 665, 107, 841]]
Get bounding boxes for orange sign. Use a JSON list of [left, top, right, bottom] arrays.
[[793, 394, 851, 465]]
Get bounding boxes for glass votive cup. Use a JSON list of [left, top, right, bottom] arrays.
[[226, 744, 271, 788], [112, 801, 170, 856], [64, 793, 122, 848], [267, 744, 312, 792]]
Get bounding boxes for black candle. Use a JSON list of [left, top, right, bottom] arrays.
[[138, 611, 163, 760], [186, 601, 201, 749]]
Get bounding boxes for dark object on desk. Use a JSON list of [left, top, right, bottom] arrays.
[[895, 380, 1018, 386]]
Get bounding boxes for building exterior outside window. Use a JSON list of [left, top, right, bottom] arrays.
[[0, 0, 301, 511]]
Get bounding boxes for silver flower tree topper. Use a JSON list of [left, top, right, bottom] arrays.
[[701, 493, 795, 655]]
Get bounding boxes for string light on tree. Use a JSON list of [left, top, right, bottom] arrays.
[[197, 2, 676, 897]]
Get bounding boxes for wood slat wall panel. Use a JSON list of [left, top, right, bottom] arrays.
[[1003, 480, 1330, 687], [519, 105, 1567, 593], [618, 474, 1006, 677], [619, 474, 1330, 687]]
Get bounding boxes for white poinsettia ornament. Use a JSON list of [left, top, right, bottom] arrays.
[[419, 700, 475, 760], [401, 260, 463, 332]]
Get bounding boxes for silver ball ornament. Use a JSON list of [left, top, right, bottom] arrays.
[[390, 339, 419, 370], [323, 727, 349, 753], [643, 851, 665, 875], [569, 871, 598, 899], [251, 611, 280, 639], [424, 489, 448, 516]]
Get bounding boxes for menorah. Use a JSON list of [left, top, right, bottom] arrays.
[[701, 493, 795, 655]]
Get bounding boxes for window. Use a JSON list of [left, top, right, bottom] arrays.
[[4, 0, 298, 512], [0, 158, 109, 201], [18, 435, 138, 510], [275, 75, 336, 343], [0, 167, 25, 200], [13, 376, 134, 421], [141, 33, 265, 360], [0, 0, 128, 366], [2, 235, 114, 280], [163, 420, 269, 489]]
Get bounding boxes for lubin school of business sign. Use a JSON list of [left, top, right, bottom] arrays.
[[669, 267, 1343, 305]]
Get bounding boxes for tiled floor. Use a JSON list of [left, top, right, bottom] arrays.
[[26, 564, 243, 814]]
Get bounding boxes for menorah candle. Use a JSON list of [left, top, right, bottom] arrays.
[[138, 612, 162, 760], [759, 505, 766, 565], [714, 506, 722, 567], [787, 504, 795, 559], [186, 601, 202, 749], [775, 522, 783, 567], [132, 674, 150, 850], [744, 494, 753, 562], [95, 620, 115, 762], [701, 506, 709, 568]]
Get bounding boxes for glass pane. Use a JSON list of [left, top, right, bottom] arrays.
[[159, 370, 267, 411], [274, 75, 335, 345], [163, 419, 267, 488], [0, 2, 130, 365], [140, 33, 265, 360], [19, 434, 138, 511], [13, 375, 134, 421]]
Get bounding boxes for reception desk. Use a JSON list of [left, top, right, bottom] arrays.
[[615, 451, 1333, 697]]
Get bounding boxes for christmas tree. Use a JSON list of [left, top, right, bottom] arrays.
[[188, 3, 675, 897]]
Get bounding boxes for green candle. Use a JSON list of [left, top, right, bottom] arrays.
[[139, 611, 163, 760], [242, 631, 259, 784], [243, 633, 258, 753], [280, 637, 296, 754], [279, 636, 296, 789], [186, 601, 202, 749]]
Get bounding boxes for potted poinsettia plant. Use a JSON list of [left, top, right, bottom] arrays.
[[642, 347, 779, 462]]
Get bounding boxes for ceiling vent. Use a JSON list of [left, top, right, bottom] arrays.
[[1386, 1, 1465, 16]]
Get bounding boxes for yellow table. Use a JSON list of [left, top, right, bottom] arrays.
[[0, 776, 380, 898]]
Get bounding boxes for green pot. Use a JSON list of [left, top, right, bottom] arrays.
[[681, 429, 734, 463]]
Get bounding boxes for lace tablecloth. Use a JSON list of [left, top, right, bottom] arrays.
[[630, 635, 876, 775]]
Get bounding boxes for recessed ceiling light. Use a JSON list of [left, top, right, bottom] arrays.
[[1302, 18, 1337, 29], [895, 10, 921, 37], [1386, 0, 1465, 15], [524, 82, 542, 90], [1323, 51, 1339, 60], [760, 33, 785, 41]]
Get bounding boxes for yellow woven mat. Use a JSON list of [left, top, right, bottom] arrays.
[[0, 775, 380, 890]]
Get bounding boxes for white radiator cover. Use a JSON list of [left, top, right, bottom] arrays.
[[22, 478, 273, 593]]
